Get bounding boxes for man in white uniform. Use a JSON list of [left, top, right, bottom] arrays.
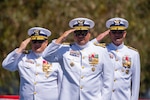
[[92, 17, 141, 100], [2, 27, 62, 100], [42, 17, 114, 100]]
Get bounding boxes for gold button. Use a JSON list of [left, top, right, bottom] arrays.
[[70, 62, 74, 67], [33, 92, 36, 94], [34, 82, 37, 85], [35, 72, 38, 75], [82, 66, 85, 69], [81, 76, 84, 79], [126, 70, 129, 74], [92, 67, 95, 72], [80, 86, 83, 89]]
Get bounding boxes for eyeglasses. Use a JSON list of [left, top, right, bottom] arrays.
[[32, 40, 45, 44], [111, 30, 125, 34], [74, 30, 89, 37]]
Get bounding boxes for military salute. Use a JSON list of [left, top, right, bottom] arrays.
[[2, 17, 141, 100], [93, 17, 141, 100], [42, 17, 114, 100], [2, 27, 62, 100]]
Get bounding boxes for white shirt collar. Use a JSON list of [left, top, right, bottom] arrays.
[[34, 52, 42, 58], [110, 42, 124, 50], [75, 42, 90, 49]]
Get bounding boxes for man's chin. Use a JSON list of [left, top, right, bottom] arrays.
[[114, 41, 122, 45], [115, 39, 122, 42], [77, 41, 86, 45]]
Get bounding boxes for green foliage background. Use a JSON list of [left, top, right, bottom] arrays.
[[0, 0, 150, 98]]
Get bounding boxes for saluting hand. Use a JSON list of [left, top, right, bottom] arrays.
[[56, 29, 76, 44], [96, 29, 110, 42], [16, 38, 31, 53]]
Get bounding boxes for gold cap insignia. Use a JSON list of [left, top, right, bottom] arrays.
[[33, 29, 40, 35], [77, 20, 85, 26], [114, 20, 121, 25]]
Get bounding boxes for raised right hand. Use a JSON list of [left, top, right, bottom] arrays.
[[56, 29, 76, 44], [16, 38, 31, 53]]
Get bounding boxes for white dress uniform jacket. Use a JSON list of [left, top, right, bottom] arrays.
[[42, 40, 114, 100], [92, 39, 140, 100], [2, 49, 62, 100], [107, 43, 140, 100]]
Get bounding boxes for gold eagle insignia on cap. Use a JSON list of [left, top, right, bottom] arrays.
[[77, 20, 85, 26], [33, 29, 40, 35], [114, 20, 121, 25]]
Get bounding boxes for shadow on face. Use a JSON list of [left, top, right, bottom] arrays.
[[31, 40, 48, 53], [74, 30, 91, 45]]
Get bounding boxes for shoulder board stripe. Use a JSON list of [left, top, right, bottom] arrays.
[[94, 43, 106, 48], [127, 46, 138, 52]]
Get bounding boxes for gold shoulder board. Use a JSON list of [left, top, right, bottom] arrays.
[[127, 46, 138, 52], [94, 43, 106, 48]]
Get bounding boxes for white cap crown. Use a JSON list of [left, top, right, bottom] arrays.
[[106, 17, 128, 30], [69, 17, 95, 30], [28, 27, 51, 40]]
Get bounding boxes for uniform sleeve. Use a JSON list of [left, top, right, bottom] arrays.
[[2, 48, 22, 71], [90, 38, 99, 44], [131, 52, 140, 100], [42, 39, 66, 62], [101, 49, 114, 100]]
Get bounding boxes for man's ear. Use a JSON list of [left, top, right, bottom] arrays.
[[88, 32, 91, 37], [45, 40, 49, 45], [123, 31, 127, 37]]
